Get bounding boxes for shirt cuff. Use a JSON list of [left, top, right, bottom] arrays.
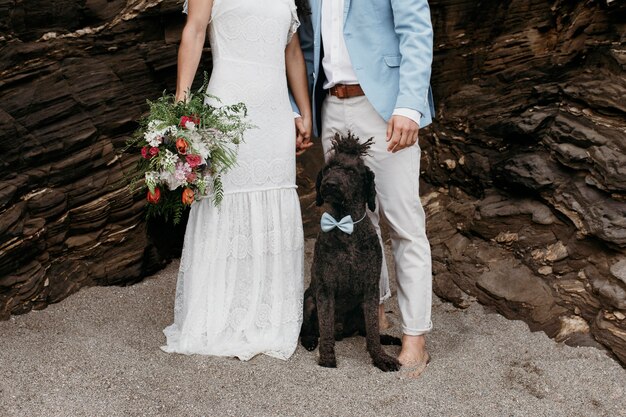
[[294, 112, 301, 119], [392, 108, 421, 127]]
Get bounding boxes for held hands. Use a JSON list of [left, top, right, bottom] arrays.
[[295, 116, 313, 156], [386, 115, 419, 153]]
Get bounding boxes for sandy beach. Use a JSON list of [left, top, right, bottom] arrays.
[[0, 241, 624, 417]]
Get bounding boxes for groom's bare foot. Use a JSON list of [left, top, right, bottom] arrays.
[[398, 334, 430, 378], [379, 304, 391, 331]]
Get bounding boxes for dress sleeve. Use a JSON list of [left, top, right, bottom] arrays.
[[182, 0, 188, 14], [287, 0, 301, 44]]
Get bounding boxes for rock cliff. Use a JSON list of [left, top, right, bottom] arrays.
[[0, 0, 195, 317], [424, 0, 626, 363]]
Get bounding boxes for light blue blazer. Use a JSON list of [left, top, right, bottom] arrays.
[[293, 0, 435, 136]]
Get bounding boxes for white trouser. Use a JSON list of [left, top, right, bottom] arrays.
[[320, 94, 433, 336]]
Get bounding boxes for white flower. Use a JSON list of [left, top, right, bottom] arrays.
[[145, 123, 178, 147], [144, 130, 163, 147], [184, 121, 196, 130], [159, 170, 184, 190], [188, 131, 211, 160], [161, 149, 179, 171], [144, 171, 159, 189], [148, 119, 164, 129]]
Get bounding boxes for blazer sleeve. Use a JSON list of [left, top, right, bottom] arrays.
[[389, 0, 433, 117]]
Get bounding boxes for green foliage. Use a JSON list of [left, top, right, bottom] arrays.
[[145, 188, 185, 225], [125, 72, 252, 225]]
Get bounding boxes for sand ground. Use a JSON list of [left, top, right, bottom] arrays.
[[1, 241, 625, 417]]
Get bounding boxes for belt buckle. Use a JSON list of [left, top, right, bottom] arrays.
[[335, 84, 348, 99]]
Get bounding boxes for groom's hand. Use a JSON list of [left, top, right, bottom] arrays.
[[386, 115, 419, 153]]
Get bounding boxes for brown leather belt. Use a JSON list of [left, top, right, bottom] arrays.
[[328, 83, 365, 99]]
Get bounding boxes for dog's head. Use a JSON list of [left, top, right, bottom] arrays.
[[316, 133, 376, 211]]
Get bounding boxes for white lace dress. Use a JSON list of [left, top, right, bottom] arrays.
[[161, 0, 304, 360]]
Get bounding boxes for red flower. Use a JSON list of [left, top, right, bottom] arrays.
[[182, 188, 195, 205], [142, 146, 159, 159], [180, 115, 200, 128], [176, 137, 188, 155], [186, 154, 202, 168], [147, 188, 161, 204]]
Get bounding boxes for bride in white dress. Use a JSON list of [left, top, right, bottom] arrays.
[[161, 0, 312, 360]]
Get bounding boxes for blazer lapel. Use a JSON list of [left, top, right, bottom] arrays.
[[314, 0, 322, 27], [343, 0, 351, 24]]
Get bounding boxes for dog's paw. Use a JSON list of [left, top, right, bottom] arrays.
[[301, 336, 318, 351], [318, 356, 337, 368], [373, 354, 401, 372]]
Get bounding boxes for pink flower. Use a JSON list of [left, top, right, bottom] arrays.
[[174, 162, 192, 182], [149, 147, 159, 157], [186, 172, 197, 183], [186, 154, 202, 168]]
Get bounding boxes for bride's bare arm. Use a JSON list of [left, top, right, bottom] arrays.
[[286, 33, 313, 142], [176, 0, 214, 102]]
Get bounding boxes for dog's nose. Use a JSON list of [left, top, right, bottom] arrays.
[[323, 178, 339, 188]]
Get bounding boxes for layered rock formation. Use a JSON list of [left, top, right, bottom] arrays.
[[0, 0, 198, 318], [423, 0, 626, 363], [1, 0, 625, 365]]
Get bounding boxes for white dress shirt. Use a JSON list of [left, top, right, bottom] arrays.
[[321, 0, 359, 89], [320, 0, 421, 126]]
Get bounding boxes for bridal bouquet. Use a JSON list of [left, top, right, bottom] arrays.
[[127, 75, 251, 224]]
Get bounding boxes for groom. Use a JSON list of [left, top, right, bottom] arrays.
[[293, 0, 435, 377]]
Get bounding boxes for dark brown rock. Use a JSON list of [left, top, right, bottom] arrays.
[[424, 0, 626, 364], [0, 0, 196, 320]]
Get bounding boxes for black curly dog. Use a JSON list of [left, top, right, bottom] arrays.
[[300, 133, 401, 372]]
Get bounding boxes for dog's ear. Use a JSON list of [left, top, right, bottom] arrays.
[[365, 166, 376, 212], [315, 169, 324, 206]]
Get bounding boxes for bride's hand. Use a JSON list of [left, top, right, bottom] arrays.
[[295, 116, 313, 156], [175, 91, 189, 103]]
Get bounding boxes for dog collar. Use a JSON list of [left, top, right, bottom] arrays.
[[320, 211, 367, 235]]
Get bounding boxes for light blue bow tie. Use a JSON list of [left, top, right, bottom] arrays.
[[320, 211, 367, 235]]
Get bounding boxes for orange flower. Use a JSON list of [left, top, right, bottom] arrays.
[[176, 137, 188, 154], [147, 188, 161, 204], [182, 188, 194, 205]]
